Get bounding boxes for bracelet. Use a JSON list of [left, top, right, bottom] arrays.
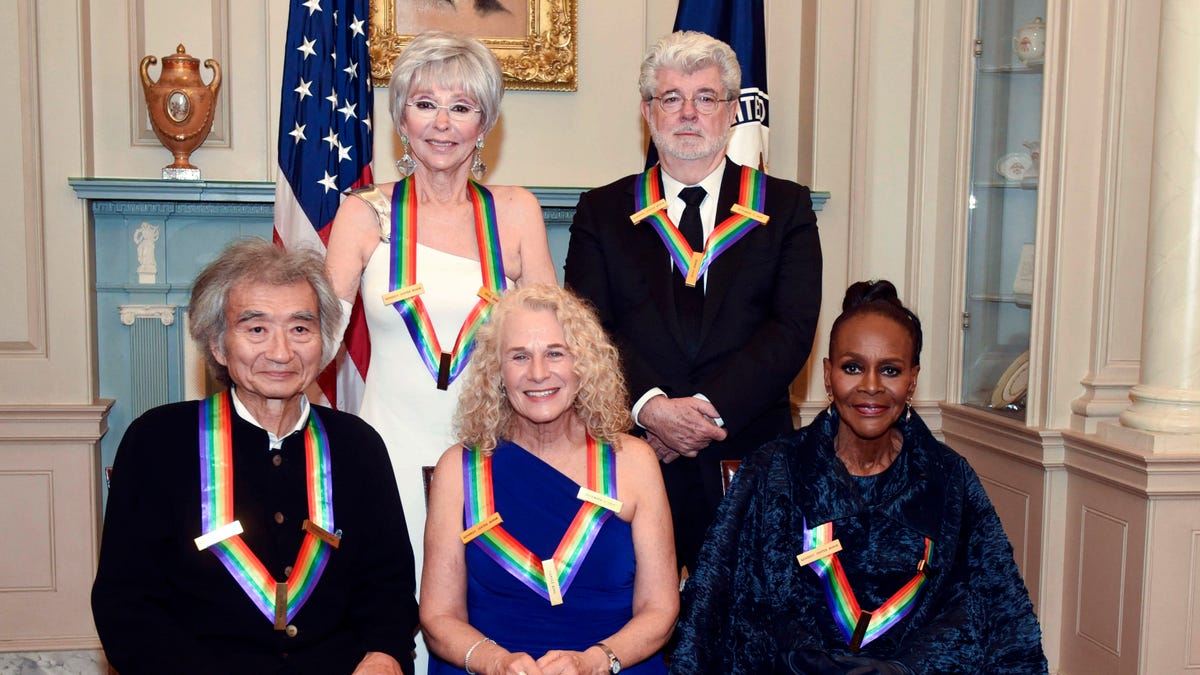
[[464, 636, 495, 674]]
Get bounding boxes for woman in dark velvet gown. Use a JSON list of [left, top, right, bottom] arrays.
[[672, 280, 1047, 674]]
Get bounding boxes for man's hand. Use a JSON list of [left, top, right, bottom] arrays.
[[640, 395, 727, 457], [645, 430, 682, 464], [351, 651, 403, 675]]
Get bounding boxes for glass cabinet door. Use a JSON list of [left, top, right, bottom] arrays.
[[961, 0, 1045, 418]]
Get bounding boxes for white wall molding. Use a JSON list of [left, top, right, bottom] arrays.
[[0, 0, 47, 355], [0, 402, 112, 442]]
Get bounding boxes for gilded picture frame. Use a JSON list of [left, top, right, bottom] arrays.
[[369, 0, 577, 91]]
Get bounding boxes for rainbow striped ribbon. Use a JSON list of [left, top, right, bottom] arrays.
[[386, 176, 507, 389], [800, 519, 933, 652], [631, 164, 768, 287], [198, 393, 337, 628], [462, 436, 617, 604]]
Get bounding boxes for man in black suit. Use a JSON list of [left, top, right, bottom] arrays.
[[565, 31, 822, 573]]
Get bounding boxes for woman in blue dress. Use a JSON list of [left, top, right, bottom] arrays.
[[422, 284, 678, 675], [673, 280, 1047, 674]]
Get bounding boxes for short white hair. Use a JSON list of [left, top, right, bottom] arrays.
[[638, 31, 741, 100], [388, 31, 505, 134]]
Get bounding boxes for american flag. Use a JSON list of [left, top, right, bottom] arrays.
[[274, 0, 374, 411]]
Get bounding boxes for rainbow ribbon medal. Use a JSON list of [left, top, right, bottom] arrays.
[[629, 164, 769, 286], [800, 519, 933, 652], [196, 393, 339, 629], [384, 176, 507, 390], [461, 436, 617, 605]]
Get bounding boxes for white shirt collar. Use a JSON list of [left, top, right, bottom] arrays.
[[228, 387, 311, 451], [660, 159, 727, 210]]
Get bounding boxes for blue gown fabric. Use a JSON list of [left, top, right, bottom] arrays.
[[429, 440, 667, 674], [672, 409, 1047, 674]]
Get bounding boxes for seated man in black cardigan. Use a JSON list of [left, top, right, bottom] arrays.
[[92, 239, 419, 675]]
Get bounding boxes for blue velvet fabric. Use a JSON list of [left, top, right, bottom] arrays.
[[671, 409, 1047, 674]]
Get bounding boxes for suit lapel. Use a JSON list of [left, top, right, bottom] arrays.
[[626, 175, 690, 353], [697, 161, 752, 347]]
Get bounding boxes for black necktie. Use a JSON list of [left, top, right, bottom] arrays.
[[674, 186, 706, 353]]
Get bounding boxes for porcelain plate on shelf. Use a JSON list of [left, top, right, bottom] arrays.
[[995, 152, 1033, 182], [990, 351, 1030, 407]]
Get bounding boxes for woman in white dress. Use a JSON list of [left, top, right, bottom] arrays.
[[325, 30, 556, 668]]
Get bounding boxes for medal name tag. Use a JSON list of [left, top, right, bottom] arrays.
[[302, 519, 342, 548], [542, 559, 564, 605], [796, 538, 843, 566], [274, 583, 289, 630], [194, 520, 244, 551], [630, 199, 669, 224], [460, 511, 503, 544], [684, 252, 705, 287], [476, 286, 501, 304], [730, 203, 770, 224], [381, 283, 425, 305], [577, 487, 622, 513]]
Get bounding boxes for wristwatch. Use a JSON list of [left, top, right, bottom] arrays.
[[594, 642, 621, 674]]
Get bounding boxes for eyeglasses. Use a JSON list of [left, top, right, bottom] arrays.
[[650, 92, 734, 115], [405, 99, 483, 122]]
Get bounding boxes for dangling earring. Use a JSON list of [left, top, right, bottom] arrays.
[[470, 136, 487, 180], [395, 135, 417, 176], [905, 398, 913, 423]]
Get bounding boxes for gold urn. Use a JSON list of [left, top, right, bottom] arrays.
[[140, 44, 222, 180]]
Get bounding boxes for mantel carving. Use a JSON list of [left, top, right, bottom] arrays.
[[119, 305, 177, 326]]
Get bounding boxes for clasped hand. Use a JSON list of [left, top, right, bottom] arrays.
[[490, 647, 606, 675], [641, 395, 727, 463]]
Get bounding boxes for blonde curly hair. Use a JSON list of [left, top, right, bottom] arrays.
[[453, 284, 632, 454]]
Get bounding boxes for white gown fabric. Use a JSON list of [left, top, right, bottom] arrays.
[[358, 239, 511, 672]]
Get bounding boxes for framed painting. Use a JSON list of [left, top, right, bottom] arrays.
[[369, 0, 577, 91]]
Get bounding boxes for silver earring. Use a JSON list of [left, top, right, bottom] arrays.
[[905, 398, 913, 423], [396, 135, 417, 176], [499, 382, 506, 394], [470, 137, 487, 180]]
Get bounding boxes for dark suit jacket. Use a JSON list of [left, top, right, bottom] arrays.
[[565, 160, 822, 565]]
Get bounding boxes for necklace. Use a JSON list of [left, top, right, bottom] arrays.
[[383, 175, 507, 389], [194, 392, 339, 629], [460, 436, 619, 605], [630, 164, 769, 286], [800, 519, 933, 651]]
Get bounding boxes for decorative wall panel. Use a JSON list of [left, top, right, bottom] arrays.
[[980, 476, 1031, 572], [0, 472, 53, 590], [1189, 530, 1200, 667], [0, 0, 45, 353], [1076, 506, 1127, 655], [130, 0, 230, 147]]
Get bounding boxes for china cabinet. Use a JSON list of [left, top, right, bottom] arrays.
[[959, 0, 1046, 419]]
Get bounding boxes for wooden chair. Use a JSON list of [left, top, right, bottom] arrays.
[[720, 459, 742, 494], [422, 466, 435, 507]]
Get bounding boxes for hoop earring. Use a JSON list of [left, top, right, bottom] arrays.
[[471, 136, 487, 180], [396, 135, 417, 176]]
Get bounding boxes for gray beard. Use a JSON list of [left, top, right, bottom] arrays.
[[648, 119, 730, 163]]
